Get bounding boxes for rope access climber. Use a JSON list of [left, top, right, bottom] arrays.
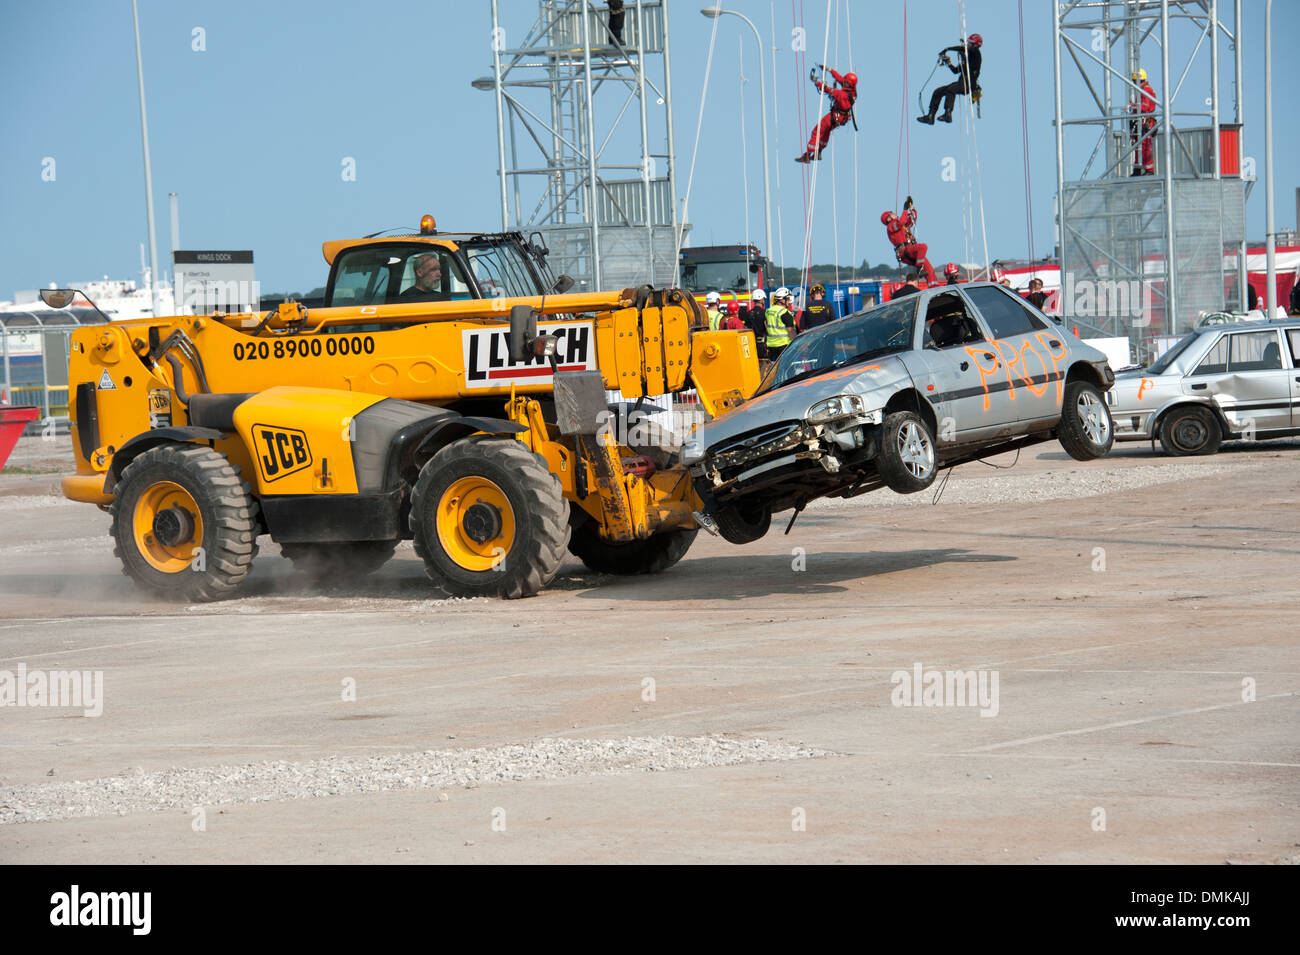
[[796, 64, 857, 163]]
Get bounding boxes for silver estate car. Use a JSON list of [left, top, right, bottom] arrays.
[[683, 282, 1116, 543], [1108, 318, 1300, 455]]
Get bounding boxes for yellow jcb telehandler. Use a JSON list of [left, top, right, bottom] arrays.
[[54, 222, 760, 599]]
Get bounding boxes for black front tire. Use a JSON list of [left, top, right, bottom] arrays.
[[1158, 405, 1221, 456], [110, 443, 257, 602], [876, 411, 938, 493], [279, 540, 398, 579], [568, 517, 697, 575], [1057, 379, 1115, 461], [714, 501, 772, 544]]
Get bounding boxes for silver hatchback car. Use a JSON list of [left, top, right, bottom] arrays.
[[1108, 318, 1300, 455], [683, 282, 1116, 542]]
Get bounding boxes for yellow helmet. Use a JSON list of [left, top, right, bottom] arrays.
[[1132, 68, 1147, 82]]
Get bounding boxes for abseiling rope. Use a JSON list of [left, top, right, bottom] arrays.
[[799, 0, 835, 295], [673, 8, 722, 283], [958, 2, 990, 275], [1017, 0, 1035, 263]]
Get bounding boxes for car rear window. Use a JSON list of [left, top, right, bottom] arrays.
[[964, 285, 1048, 339], [1228, 331, 1283, 371], [1192, 336, 1228, 375]]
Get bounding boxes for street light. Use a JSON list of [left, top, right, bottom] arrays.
[[701, 5, 772, 269]]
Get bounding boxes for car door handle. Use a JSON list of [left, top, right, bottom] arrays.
[[1049, 339, 1061, 348], [1191, 383, 1207, 390], [982, 352, 995, 361]]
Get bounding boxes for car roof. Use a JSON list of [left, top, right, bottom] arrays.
[[1192, 317, 1300, 334]]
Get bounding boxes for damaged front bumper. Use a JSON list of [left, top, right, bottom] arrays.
[[691, 411, 883, 494]]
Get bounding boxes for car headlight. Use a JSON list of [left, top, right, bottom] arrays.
[[807, 394, 865, 424]]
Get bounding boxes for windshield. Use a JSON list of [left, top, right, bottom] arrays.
[[681, 260, 755, 294], [762, 297, 917, 392], [1146, 331, 1199, 375], [461, 239, 544, 298]]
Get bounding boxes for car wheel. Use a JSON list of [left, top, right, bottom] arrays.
[[714, 501, 772, 544], [877, 411, 937, 494], [1158, 405, 1221, 456], [1057, 380, 1114, 461]]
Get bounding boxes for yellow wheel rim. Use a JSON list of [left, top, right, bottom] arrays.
[[132, 480, 204, 573], [435, 476, 515, 572]]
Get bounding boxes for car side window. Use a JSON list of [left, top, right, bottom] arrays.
[[1228, 331, 1283, 371], [1192, 335, 1228, 375], [1288, 329, 1300, 366], [925, 292, 984, 349], [964, 285, 1048, 339]]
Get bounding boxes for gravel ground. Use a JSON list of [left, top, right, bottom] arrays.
[[0, 736, 829, 824]]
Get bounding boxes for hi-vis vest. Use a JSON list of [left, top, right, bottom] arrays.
[[706, 308, 723, 331], [765, 305, 792, 346]]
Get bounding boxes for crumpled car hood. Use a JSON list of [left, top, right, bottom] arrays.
[[695, 355, 913, 450]]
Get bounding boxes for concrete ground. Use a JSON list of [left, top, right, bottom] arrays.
[[0, 433, 1296, 864]]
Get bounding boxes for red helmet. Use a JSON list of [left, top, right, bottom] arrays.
[[726, 301, 740, 315], [944, 262, 959, 277], [881, 211, 895, 224], [968, 33, 983, 47], [842, 72, 858, 87]]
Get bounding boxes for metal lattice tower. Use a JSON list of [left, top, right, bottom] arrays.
[[481, 1, 680, 292], [1053, 0, 1251, 356]]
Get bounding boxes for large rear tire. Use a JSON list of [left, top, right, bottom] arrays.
[[110, 443, 257, 601], [713, 501, 772, 544], [279, 540, 398, 579], [410, 435, 569, 598], [568, 517, 697, 575]]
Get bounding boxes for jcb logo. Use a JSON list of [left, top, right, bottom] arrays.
[[254, 424, 312, 482]]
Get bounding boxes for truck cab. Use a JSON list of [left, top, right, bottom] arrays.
[[322, 218, 559, 308]]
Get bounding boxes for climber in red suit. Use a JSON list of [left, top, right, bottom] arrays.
[[796, 66, 857, 163], [1128, 69, 1157, 176], [882, 196, 938, 285]]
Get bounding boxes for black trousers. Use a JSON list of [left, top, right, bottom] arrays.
[[928, 80, 971, 117]]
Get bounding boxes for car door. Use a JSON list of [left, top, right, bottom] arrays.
[[1186, 329, 1291, 435], [960, 284, 1062, 427], [906, 289, 1017, 445]]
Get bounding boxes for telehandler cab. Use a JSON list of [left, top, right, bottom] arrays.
[[55, 221, 761, 600]]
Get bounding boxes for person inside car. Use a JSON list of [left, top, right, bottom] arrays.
[[399, 253, 447, 302]]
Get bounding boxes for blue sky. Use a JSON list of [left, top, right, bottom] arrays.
[[1, 0, 1295, 297]]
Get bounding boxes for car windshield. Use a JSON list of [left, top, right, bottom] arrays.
[[761, 297, 917, 392], [1146, 332, 1199, 375]]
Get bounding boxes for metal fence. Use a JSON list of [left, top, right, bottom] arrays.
[[1, 309, 109, 433]]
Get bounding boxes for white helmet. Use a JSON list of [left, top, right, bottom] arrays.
[[705, 291, 720, 304], [774, 286, 791, 300], [751, 289, 766, 301]]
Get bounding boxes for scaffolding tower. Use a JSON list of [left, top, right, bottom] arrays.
[[480, 0, 680, 292], [1053, 0, 1251, 357]]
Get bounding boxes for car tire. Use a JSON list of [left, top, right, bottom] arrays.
[[714, 501, 772, 544], [568, 517, 697, 575], [1057, 380, 1115, 461], [877, 411, 938, 494], [1158, 405, 1221, 456]]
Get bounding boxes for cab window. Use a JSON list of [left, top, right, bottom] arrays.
[[329, 244, 470, 307]]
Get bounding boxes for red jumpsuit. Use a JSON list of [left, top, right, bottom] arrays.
[[801, 69, 856, 160], [885, 209, 937, 285], [1129, 80, 1156, 175]]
